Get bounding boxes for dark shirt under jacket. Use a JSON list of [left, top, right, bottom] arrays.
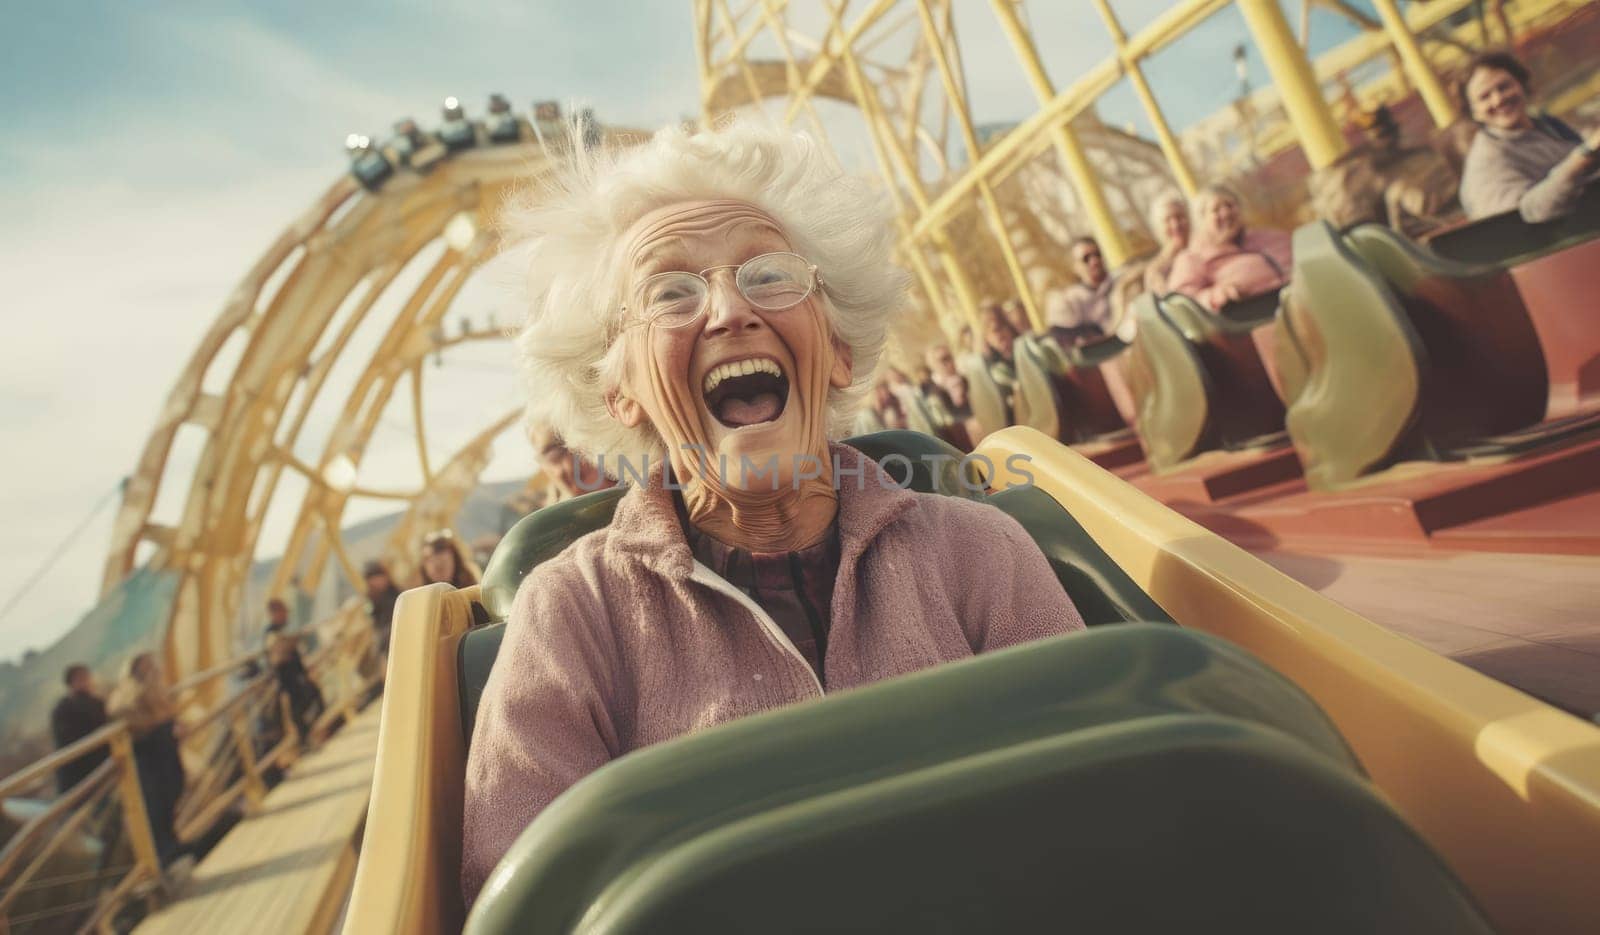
[[50, 691, 110, 793], [687, 524, 842, 688]]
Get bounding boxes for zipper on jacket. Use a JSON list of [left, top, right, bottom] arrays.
[[689, 560, 825, 697]]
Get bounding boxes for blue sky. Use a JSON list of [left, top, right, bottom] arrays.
[[0, 1, 1371, 660]]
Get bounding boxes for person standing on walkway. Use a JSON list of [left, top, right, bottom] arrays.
[[50, 664, 109, 793]]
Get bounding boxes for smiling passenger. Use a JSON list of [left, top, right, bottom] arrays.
[[462, 122, 1085, 903], [1457, 51, 1600, 221]]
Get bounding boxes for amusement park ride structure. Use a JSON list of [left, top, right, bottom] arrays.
[[93, 0, 1588, 689], [5, 0, 1600, 933]]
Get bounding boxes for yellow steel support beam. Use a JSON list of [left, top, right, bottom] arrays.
[[907, 0, 1239, 247], [694, 0, 716, 124], [914, 0, 1043, 330], [1237, 0, 1348, 169], [987, 0, 1134, 266], [756, 0, 847, 172], [785, 0, 899, 123], [829, 1, 981, 322], [837, 49, 955, 326], [1091, 0, 1199, 196], [409, 363, 433, 485], [1369, 0, 1457, 127]]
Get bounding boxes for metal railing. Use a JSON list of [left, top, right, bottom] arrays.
[[0, 601, 382, 933]]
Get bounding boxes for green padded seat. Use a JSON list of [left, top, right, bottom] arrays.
[[1216, 288, 1282, 325], [1014, 335, 1132, 446], [459, 431, 1173, 747], [1159, 293, 1286, 450], [1125, 293, 1286, 473], [1125, 293, 1211, 471], [1064, 334, 1128, 368], [1278, 222, 1427, 489], [1280, 221, 1600, 489], [985, 484, 1168, 626], [1012, 336, 1066, 440], [467, 625, 1489, 934]]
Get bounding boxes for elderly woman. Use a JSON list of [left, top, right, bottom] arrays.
[[1142, 192, 1191, 295], [463, 122, 1085, 902], [1166, 185, 1291, 312], [1457, 51, 1600, 222]]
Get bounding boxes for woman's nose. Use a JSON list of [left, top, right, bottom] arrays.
[[702, 273, 763, 335]]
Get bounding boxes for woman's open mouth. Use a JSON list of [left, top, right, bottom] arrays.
[[702, 356, 790, 429]]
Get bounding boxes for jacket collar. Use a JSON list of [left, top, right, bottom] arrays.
[[605, 441, 918, 580]]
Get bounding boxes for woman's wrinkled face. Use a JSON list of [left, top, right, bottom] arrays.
[[611, 200, 852, 492], [422, 545, 456, 584], [1160, 202, 1191, 249], [1199, 194, 1243, 246], [1467, 66, 1529, 132]]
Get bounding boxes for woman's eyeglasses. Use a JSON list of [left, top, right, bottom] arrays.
[[614, 252, 823, 339], [423, 529, 456, 546]]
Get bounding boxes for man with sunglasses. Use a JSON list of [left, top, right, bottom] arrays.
[[1046, 236, 1113, 350]]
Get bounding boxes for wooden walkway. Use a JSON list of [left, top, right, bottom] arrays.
[[136, 704, 380, 935]]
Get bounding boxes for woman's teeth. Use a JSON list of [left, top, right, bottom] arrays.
[[703, 357, 782, 395]]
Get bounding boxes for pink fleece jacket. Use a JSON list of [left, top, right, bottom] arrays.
[[1166, 228, 1292, 311], [461, 443, 1085, 902]]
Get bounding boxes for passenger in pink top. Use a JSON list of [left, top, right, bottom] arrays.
[[1165, 184, 1292, 312], [462, 121, 1086, 904]]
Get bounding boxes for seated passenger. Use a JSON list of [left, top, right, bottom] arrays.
[[1457, 51, 1600, 222], [1001, 298, 1033, 337], [914, 363, 955, 422], [1312, 105, 1458, 237], [1166, 184, 1291, 312], [979, 303, 1021, 420], [956, 323, 976, 356], [1143, 192, 1190, 295], [463, 121, 1085, 902], [870, 378, 909, 430], [1046, 237, 1112, 348], [419, 529, 480, 589], [529, 423, 615, 501], [925, 343, 971, 418], [362, 560, 401, 663]]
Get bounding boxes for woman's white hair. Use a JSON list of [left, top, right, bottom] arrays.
[[1146, 190, 1189, 242], [502, 119, 907, 469], [1193, 182, 1243, 212]]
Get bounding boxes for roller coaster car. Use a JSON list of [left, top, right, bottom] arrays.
[[1012, 336, 1138, 465], [345, 428, 1600, 934], [1123, 291, 1288, 474], [1424, 181, 1600, 268], [1279, 218, 1600, 490]]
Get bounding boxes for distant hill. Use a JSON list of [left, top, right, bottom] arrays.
[[0, 478, 527, 776]]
